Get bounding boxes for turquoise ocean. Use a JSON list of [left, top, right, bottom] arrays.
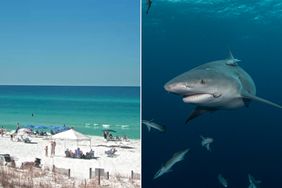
[[0, 86, 140, 139]]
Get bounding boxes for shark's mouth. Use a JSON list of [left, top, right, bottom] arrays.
[[182, 93, 215, 103]]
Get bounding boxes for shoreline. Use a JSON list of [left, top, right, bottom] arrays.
[[0, 134, 141, 181], [2, 128, 141, 140]]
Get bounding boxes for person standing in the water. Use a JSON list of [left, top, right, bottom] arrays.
[[15, 123, 20, 133]]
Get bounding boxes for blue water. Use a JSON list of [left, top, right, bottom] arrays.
[[0, 86, 140, 138], [142, 0, 282, 187]]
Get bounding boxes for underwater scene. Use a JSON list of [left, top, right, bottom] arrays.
[[142, 0, 282, 187]]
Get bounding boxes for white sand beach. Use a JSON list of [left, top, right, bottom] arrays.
[[0, 133, 141, 187]]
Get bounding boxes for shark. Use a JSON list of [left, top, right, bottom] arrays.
[[153, 148, 190, 179], [146, 0, 152, 15], [248, 174, 261, 188], [200, 135, 213, 151], [218, 174, 228, 187], [164, 52, 282, 123], [142, 119, 166, 132]]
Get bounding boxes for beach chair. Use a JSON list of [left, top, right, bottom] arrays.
[[85, 150, 95, 159], [0, 154, 11, 166], [89, 150, 95, 159], [105, 148, 117, 157], [65, 150, 71, 157], [23, 137, 31, 143], [34, 158, 41, 168], [115, 136, 122, 141], [21, 158, 41, 169]]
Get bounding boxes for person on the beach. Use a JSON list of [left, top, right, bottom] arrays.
[[15, 123, 20, 133], [45, 145, 48, 157], [52, 141, 56, 156], [0, 126, 4, 137], [75, 147, 81, 158], [50, 141, 54, 157], [109, 133, 113, 140], [69, 150, 74, 158], [103, 130, 109, 139]]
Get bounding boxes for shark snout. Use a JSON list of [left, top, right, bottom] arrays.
[[164, 82, 191, 95], [164, 83, 173, 92], [164, 82, 181, 94]]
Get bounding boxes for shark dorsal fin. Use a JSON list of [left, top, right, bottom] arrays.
[[226, 51, 241, 66], [229, 50, 235, 59]]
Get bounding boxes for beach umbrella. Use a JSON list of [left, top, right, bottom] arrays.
[[102, 129, 116, 133], [17, 128, 32, 134], [51, 128, 92, 148]]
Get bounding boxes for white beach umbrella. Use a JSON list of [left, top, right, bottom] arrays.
[[51, 128, 91, 148], [17, 128, 32, 134]]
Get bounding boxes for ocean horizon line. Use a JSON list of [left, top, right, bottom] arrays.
[[0, 84, 140, 88]]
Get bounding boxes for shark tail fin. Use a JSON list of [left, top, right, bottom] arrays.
[[242, 93, 282, 109]]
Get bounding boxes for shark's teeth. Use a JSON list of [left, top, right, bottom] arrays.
[[183, 93, 213, 104]]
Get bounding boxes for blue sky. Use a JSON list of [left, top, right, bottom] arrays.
[[0, 0, 140, 86]]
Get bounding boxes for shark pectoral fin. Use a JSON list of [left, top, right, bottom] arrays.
[[146, 125, 151, 132], [242, 93, 282, 109], [185, 106, 217, 124]]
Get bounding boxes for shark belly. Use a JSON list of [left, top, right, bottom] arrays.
[[217, 97, 245, 109], [183, 93, 245, 109]]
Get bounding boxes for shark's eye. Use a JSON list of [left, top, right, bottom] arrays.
[[200, 79, 205, 84]]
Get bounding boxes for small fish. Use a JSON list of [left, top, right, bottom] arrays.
[[153, 148, 190, 179], [200, 135, 213, 151], [146, 0, 152, 15], [218, 174, 228, 187], [142, 120, 165, 132], [248, 174, 261, 188]]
